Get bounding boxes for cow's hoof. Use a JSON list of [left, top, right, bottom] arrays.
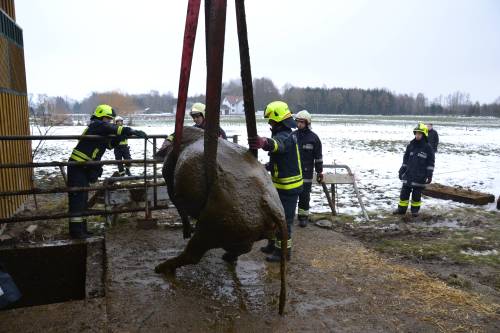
[[155, 262, 176, 276]]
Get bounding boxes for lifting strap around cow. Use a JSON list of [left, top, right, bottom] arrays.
[[167, 0, 287, 315]]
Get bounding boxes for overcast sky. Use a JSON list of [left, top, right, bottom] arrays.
[[15, 0, 500, 103]]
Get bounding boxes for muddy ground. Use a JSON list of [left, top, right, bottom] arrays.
[[1, 200, 499, 332]]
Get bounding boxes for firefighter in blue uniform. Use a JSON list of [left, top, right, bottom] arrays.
[[394, 123, 435, 217], [293, 110, 323, 227], [162, 102, 227, 146], [113, 116, 132, 176], [249, 101, 303, 262], [190, 102, 227, 139], [67, 104, 147, 239]]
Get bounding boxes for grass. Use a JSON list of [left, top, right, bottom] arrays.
[[373, 229, 500, 267]]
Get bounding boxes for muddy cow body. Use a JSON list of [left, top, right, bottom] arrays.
[[155, 126, 285, 273]]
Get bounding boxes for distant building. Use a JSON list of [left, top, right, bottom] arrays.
[[221, 96, 244, 115]]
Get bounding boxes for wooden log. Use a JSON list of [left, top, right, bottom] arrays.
[[422, 183, 495, 205]]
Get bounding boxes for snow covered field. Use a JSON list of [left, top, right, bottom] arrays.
[[33, 115, 500, 218]]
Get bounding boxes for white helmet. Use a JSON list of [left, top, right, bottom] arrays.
[[190, 102, 206, 117], [115, 116, 124, 122], [295, 110, 311, 125]]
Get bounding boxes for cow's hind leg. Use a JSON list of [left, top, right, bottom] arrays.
[[221, 242, 253, 264], [179, 210, 193, 239], [155, 232, 212, 275]]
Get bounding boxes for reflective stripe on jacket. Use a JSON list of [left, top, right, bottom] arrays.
[[268, 128, 303, 194], [69, 119, 133, 162]]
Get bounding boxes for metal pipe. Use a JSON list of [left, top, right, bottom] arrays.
[[0, 159, 161, 169], [0, 204, 169, 224], [105, 174, 162, 183], [0, 134, 169, 141], [143, 138, 150, 218], [153, 138, 158, 207], [0, 181, 166, 197]]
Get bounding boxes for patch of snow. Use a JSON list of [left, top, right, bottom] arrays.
[[31, 115, 500, 218]]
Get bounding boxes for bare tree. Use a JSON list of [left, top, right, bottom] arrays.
[[253, 77, 281, 111], [446, 91, 471, 113]]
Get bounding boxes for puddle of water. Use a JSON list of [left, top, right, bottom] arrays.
[[200, 259, 269, 310], [425, 219, 465, 229], [295, 297, 357, 316], [236, 260, 266, 286], [371, 223, 398, 230], [460, 248, 498, 256], [158, 249, 182, 256], [172, 257, 268, 312]]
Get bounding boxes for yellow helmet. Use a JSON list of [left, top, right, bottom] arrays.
[[190, 102, 206, 117], [93, 104, 116, 119], [413, 122, 428, 137], [264, 101, 296, 128]]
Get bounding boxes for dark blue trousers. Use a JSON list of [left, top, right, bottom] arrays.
[[278, 191, 299, 239], [67, 165, 90, 217]]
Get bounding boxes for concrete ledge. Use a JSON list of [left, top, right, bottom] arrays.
[[0, 236, 105, 309]]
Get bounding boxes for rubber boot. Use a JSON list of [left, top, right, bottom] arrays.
[[410, 207, 420, 217], [298, 215, 308, 228], [392, 206, 407, 215], [83, 219, 94, 236], [125, 168, 132, 176], [260, 239, 275, 254], [266, 248, 291, 262]]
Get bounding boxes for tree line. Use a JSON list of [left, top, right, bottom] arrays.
[[29, 78, 500, 118]]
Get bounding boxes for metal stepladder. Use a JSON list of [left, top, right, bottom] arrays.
[[314, 164, 369, 221]]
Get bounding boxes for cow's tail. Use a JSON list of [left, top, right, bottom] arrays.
[[262, 194, 288, 315], [278, 215, 287, 315]]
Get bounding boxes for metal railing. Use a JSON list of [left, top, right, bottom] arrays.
[[0, 133, 237, 224], [0, 134, 165, 224]]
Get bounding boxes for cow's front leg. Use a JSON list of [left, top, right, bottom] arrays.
[[155, 231, 212, 275]]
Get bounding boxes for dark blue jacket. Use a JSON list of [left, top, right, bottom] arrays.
[[266, 125, 303, 195], [294, 127, 323, 181], [194, 122, 227, 139], [69, 118, 133, 163], [428, 129, 439, 152], [400, 138, 435, 187]]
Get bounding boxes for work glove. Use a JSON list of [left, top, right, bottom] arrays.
[[132, 130, 148, 138], [398, 166, 407, 180], [425, 176, 432, 184], [248, 136, 270, 150], [316, 172, 324, 183]]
